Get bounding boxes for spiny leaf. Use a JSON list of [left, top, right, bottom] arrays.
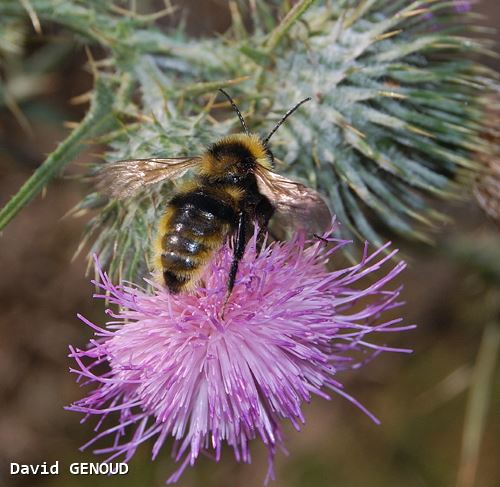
[[0, 77, 116, 231]]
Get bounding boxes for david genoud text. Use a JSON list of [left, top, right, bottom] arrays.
[[10, 462, 128, 476]]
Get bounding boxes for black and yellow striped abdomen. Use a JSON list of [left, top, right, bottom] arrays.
[[154, 186, 240, 293]]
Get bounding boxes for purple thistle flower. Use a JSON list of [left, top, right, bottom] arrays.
[[424, 0, 472, 27], [68, 223, 413, 483], [454, 0, 471, 13]]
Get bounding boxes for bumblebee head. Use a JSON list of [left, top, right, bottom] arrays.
[[201, 89, 309, 180], [204, 133, 273, 178], [217, 88, 311, 169]]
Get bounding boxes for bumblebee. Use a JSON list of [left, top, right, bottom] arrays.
[[98, 90, 331, 295]]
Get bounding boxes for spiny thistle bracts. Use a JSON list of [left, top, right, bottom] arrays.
[[1, 1, 497, 281]]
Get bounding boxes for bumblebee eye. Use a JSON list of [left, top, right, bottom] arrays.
[[261, 139, 274, 163], [267, 148, 275, 168]]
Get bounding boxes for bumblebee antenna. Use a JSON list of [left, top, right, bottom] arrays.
[[218, 88, 249, 135], [264, 97, 311, 144]]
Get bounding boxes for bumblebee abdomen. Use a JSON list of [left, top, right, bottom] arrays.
[[155, 188, 238, 293], [162, 234, 206, 256]]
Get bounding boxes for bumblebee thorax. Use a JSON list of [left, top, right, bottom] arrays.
[[200, 133, 272, 177]]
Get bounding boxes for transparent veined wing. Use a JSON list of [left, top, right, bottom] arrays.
[[255, 166, 331, 235], [97, 157, 202, 199]]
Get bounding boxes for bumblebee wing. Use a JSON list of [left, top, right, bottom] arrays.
[[256, 167, 332, 234], [97, 157, 202, 199]]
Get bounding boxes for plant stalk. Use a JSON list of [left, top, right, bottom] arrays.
[[0, 78, 115, 231]]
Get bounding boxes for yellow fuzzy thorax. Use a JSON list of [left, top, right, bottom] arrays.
[[199, 133, 272, 176], [224, 133, 272, 169]]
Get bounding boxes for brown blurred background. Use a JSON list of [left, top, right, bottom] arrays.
[[0, 2, 499, 487]]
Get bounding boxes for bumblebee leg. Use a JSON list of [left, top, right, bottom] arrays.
[[255, 197, 275, 253], [313, 233, 329, 243], [227, 211, 247, 295]]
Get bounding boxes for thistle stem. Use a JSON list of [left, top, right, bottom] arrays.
[[0, 78, 115, 231], [456, 321, 500, 487]]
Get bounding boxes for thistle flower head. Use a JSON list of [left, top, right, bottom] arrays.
[[66, 0, 498, 283], [68, 223, 412, 483], [474, 94, 500, 224], [0, 1, 498, 283]]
